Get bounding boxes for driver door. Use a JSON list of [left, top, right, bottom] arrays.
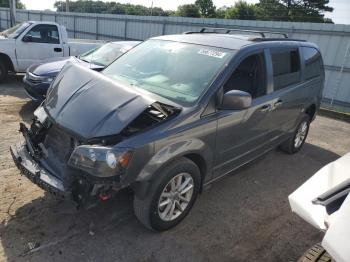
[[213, 50, 278, 178], [15, 24, 64, 72]]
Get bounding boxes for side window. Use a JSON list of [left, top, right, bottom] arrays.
[[223, 53, 267, 98], [271, 49, 301, 90], [24, 24, 60, 44], [302, 47, 322, 80]]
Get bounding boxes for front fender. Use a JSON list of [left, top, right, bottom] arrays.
[[136, 138, 213, 183]]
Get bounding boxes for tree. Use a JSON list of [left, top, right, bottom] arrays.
[[0, 0, 25, 9], [257, 0, 333, 22], [55, 0, 170, 16], [225, 1, 262, 20], [215, 6, 228, 19], [176, 4, 201, 18], [195, 0, 216, 18]]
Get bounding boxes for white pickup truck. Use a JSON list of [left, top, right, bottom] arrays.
[[0, 21, 104, 81]]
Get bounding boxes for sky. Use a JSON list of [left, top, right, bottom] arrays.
[[21, 0, 350, 25]]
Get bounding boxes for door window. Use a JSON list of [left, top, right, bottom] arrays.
[[24, 24, 59, 44], [223, 53, 267, 98], [302, 47, 322, 80], [271, 49, 300, 90]]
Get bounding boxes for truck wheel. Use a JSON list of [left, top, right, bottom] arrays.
[[298, 244, 334, 262], [0, 61, 8, 82], [280, 114, 310, 154], [133, 157, 201, 231]]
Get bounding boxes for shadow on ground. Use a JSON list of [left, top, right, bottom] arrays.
[[0, 143, 339, 262]]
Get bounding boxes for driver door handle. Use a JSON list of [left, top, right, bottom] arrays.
[[54, 47, 62, 52]]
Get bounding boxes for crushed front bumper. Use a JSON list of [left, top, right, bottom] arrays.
[[10, 142, 70, 199]]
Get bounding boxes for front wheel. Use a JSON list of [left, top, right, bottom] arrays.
[[133, 157, 201, 231], [280, 114, 310, 154]]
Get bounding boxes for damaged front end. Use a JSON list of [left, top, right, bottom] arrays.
[[10, 63, 180, 208]]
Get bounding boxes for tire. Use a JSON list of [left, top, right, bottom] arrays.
[[0, 60, 8, 82], [280, 114, 310, 154], [133, 157, 201, 231], [298, 243, 334, 262]]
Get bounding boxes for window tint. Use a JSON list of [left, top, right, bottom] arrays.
[[271, 49, 300, 90], [24, 24, 59, 44], [302, 47, 322, 80], [224, 53, 267, 98]]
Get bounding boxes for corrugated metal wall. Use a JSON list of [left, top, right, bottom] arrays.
[[1, 8, 349, 112]]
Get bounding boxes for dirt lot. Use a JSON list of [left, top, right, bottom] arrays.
[[0, 76, 349, 262]]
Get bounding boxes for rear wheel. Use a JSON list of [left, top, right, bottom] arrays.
[[0, 60, 8, 82], [280, 114, 310, 154], [133, 157, 201, 231], [298, 244, 334, 262]]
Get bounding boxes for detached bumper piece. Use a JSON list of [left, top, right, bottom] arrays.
[[10, 142, 70, 199]]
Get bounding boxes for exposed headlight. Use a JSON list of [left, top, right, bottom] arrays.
[[68, 145, 133, 177]]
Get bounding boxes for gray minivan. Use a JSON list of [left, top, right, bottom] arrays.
[[10, 28, 325, 231]]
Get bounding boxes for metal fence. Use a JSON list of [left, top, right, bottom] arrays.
[[0, 8, 350, 113]]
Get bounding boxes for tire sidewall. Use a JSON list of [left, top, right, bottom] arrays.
[[148, 159, 201, 231], [291, 115, 310, 153]]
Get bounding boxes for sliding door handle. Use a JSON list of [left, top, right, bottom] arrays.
[[274, 99, 283, 107], [260, 104, 272, 112]]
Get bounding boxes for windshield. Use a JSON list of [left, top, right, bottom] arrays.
[[0, 22, 32, 39], [103, 40, 234, 105], [79, 43, 132, 67]]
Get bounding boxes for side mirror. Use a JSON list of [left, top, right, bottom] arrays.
[[221, 90, 252, 110], [22, 34, 32, 42]]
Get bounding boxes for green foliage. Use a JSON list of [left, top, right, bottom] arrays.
[[0, 0, 25, 9], [195, 0, 216, 18], [52, 0, 334, 23], [257, 0, 334, 22], [225, 1, 262, 20], [176, 4, 201, 18], [55, 0, 170, 16]]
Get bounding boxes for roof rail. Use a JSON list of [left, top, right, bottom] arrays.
[[184, 27, 288, 39], [250, 37, 306, 42]]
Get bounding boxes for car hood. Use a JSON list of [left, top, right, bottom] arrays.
[[29, 56, 104, 76], [44, 62, 156, 140]]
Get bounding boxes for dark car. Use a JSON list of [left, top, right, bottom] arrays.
[[23, 41, 140, 101], [11, 28, 325, 231]]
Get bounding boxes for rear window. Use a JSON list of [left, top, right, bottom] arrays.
[[271, 49, 301, 90], [302, 47, 322, 80]]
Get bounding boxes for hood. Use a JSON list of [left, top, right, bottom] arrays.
[[29, 56, 104, 76], [44, 62, 156, 140]]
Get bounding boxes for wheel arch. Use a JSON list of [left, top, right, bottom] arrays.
[[132, 139, 213, 198], [305, 103, 317, 121]]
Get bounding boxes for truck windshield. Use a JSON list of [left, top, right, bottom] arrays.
[[0, 22, 32, 39], [79, 43, 131, 67], [103, 40, 234, 105]]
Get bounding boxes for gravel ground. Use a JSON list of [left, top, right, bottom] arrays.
[[0, 76, 349, 262]]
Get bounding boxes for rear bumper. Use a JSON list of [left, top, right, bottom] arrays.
[[10, 141, 70, 199]]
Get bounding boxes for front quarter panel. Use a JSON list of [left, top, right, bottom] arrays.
[[135, 113, 217, 184]]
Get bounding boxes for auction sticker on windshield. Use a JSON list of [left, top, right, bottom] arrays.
[[198, 49, 227, 58]]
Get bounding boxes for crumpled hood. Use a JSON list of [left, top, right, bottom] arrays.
[[28, 56, 104, 76], [44, 62, 155, 140]]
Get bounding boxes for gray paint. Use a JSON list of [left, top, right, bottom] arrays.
[[39, 36, 323, 190]]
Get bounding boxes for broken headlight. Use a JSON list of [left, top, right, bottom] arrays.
[[68, 145, 133, 177]]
